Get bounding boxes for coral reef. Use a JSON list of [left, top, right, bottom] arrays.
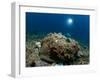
[[26, 47, 38, 67], [39, 33, 80, 65], [26, 33, 89, 67]]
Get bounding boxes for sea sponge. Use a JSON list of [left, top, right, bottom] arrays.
[[39, 33, 80, 65]]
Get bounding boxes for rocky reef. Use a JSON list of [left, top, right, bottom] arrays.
[[26, 33, 89, 67]]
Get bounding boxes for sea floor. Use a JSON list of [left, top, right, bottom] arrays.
[[26, 33, 89, 67]]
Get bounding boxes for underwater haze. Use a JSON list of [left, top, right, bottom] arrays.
[[26, 12, 89, 46], [26, 12, 90, 67]]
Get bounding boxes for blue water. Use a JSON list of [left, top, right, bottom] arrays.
[[26, 12, 89, 46]]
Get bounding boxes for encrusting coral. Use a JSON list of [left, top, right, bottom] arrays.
[[39, 33, 80, 65]]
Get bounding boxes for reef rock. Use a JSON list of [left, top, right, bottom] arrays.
[[39, 33, 80, 65], [35, 41, 41, 48], [26, 47, 36, 67]]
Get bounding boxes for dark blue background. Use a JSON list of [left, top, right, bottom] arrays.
[[26, 12, 89, 46]]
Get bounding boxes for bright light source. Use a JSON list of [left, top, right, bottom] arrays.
[[67, 18, 73, 25]]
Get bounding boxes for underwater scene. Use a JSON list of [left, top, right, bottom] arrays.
[[26, 12, 90, 67]]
